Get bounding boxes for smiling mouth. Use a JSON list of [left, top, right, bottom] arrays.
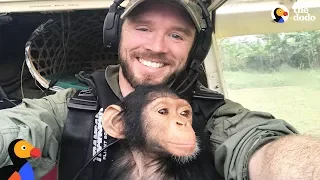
[[138, 58, 165, 68]]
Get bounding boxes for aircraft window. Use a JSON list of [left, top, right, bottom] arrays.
[[218, 30, 320, 137]]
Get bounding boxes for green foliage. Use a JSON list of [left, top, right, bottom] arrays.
[[218, 30, 320, 72], [219, 31, 320, 137], [224, 69, 320, 90]]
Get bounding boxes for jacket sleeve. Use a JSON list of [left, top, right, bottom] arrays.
[[0, 88, 76, 178], [206, 99, 299, 180]]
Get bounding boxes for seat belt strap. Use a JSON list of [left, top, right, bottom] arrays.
[[58, 89, 98, 180], [91, 69, 120, 108], [58, 69, 121, 180]]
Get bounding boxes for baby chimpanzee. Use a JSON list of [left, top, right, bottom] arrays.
[[102, 85, 220, 180]]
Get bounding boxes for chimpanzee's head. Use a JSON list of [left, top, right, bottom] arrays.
[[103, 84, 199, 163]]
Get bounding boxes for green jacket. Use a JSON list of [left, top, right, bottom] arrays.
[[0, 65, 298, 179]]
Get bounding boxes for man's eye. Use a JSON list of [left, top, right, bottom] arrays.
[[170, 33, 183, 40], [158, 108, 168, 115], [136, 28, 149, 32]]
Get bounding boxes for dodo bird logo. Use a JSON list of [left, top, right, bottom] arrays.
[[271, 5, 289, 23], [0, 139, 41, 180]]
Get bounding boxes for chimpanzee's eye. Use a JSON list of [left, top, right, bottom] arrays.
[[180, 110, 190, 117], [158, 108, 168, 115]]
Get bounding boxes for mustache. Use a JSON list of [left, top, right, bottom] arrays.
[[129, 50, 172, 64]]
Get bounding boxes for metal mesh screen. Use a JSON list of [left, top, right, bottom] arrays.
[[25, 10, 119, 90]]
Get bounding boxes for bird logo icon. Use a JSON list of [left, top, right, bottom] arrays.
[[0, 139, 41, 180], [271, 5, 289, 23]]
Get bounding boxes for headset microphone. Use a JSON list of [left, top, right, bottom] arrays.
[[174, 0, 213, 94]]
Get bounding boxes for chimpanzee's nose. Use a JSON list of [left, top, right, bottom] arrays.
[[175, 119, 187, 126]]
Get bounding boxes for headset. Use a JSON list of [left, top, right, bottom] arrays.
[[103, 0, 213, 95]]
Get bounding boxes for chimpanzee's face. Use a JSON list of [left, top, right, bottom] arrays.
[[103, 85, 199, 162], [119, 1, 196, 87], [141, 96, 198, 158]]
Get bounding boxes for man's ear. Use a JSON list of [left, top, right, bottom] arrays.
[[102, 105, 125, 139]]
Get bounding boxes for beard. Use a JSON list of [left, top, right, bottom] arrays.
[[119, 48, 186, 88]]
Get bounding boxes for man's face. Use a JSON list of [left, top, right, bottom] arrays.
[[119, 1, 196, 87]]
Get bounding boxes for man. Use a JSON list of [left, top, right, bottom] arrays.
[[1, 0, 320, 179]]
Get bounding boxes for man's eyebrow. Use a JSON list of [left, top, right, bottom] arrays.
[[129, 17, 153, 25], [129, 18, 194, 37], [171, 26, 193, 37]]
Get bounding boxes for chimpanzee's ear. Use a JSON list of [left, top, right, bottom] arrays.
[[102, 105, 125, 139]]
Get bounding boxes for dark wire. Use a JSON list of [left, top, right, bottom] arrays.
[[175, 68, 199, 94], [39, 13, 70, 98], [177, 74, 199, 94], [72, 139, 120, 180]]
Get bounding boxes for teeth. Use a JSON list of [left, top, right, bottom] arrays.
[[139, 59, 164, 68]]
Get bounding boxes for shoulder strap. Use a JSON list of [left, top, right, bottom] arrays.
[[58, 69, 120, 180], [91, 69, 120, 108], [58, 89, 98, 180], [190, 82, 225, 180], [194, 82, 225, 116], [191, 82, 225, 129]]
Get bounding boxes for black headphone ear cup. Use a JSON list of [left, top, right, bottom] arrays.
[[188, 29, 211, 69], [186, 0, 213, 70], [116, 8, 125, 52], [103, 6, 124, 54]]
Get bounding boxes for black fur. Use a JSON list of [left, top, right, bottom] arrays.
[[105, 85, 219, 180]]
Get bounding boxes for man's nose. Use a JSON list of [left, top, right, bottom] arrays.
[[147, 34, 169, 53]]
